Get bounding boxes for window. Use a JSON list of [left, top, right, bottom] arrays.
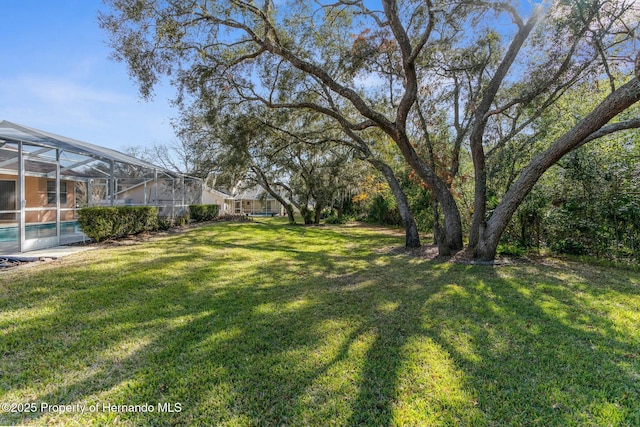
[[0, 180, 16, 220], [47, 181, 67, 205]]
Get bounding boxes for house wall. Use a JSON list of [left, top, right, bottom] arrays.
[[0, 173, 75, 223], [238, 198, 284, 215], [202, 190, 231, 213], [118, 184, 150, 205]]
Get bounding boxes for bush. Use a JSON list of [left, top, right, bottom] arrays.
[[325, 214, 346, 225], [497, 243, 526, 258], [174, 212, 190, 226], [156, 214, 190, 229], [550, 238, 588, 256], [78, 206, 158, 242], [189, 204, 220, 222], [366, 194, 402, 226], [156, 216, 173, 231]]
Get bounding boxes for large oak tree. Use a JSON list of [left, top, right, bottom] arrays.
[[101, 0, 640, 260]]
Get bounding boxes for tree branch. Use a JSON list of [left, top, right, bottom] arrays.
[[578, 117, 640, 147]]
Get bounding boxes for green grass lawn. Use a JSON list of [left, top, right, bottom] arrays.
[[1, 218, 639, 426]]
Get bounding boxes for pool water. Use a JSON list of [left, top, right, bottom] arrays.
[[0, 221, 83, 243]]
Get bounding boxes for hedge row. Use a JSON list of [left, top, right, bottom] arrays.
[[77, 204, 221, 242], [77, 206, 159, 242], [189, 204, 220, 222]]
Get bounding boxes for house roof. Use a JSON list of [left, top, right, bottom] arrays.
[[203, 186, 233, 199], [234, 186, 266, 200], [233, 185, 290, 203], [0, 120, 186, 179]]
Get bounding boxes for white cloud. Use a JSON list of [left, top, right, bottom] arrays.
[[0, 75, 129, 106], [0, 73, 176, 149]]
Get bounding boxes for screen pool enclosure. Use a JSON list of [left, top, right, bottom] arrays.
[[0, 120, 203, 254]]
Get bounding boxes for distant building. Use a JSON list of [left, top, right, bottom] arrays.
[[201, 186, 234, 215], [231, 185, 287, 216]]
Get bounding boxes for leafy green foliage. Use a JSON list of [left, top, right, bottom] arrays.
[[366, 194, 402, 226], [157, 213, 191, 230], [402, 174, 436, 233], [486, 77, 640, 262], [323, 211, 345, 224], [498, 125, 640, 262], [77, 206, 158, 242], [188, 204, 220, 222], [544, 145, 640, 260]]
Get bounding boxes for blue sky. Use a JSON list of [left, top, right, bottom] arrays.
[[0, 0, 176, 151]]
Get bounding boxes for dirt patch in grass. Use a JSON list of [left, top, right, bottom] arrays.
[[389, 244, 532, 266]]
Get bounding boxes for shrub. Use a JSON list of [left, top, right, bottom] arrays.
[[156, 212, 190, 229], [366, 194, 402, 226], [156, 216, 173, 231], [189, 204, 220, 222], [325, 213, 346, 225], [550, 238, 588, 256], [174, 212, 190, 226], [497, 243, 526, 258], [120, 206, 160, 235], [77, 206, 158, 242]]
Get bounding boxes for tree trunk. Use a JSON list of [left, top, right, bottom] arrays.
[[468, 6, 542, 251], [432, 199, 452, 255], [252, 167, 296, 224], [314, 202, 323, 224], [284, 203, 296, 224], [475, 77, 640, 261], [300, 206, 314, 224], [390, 132, 462, 253], [370, 159, 421, 248]]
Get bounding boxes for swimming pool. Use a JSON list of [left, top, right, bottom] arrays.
[[0, 221, 83, 243]]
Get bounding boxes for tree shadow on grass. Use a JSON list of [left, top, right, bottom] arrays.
[[0, 221, 405, 425], [1, 221, 639, 426], [410, 264, 640, 426]]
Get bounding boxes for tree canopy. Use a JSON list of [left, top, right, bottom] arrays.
[[101, 0, 640, 260]]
